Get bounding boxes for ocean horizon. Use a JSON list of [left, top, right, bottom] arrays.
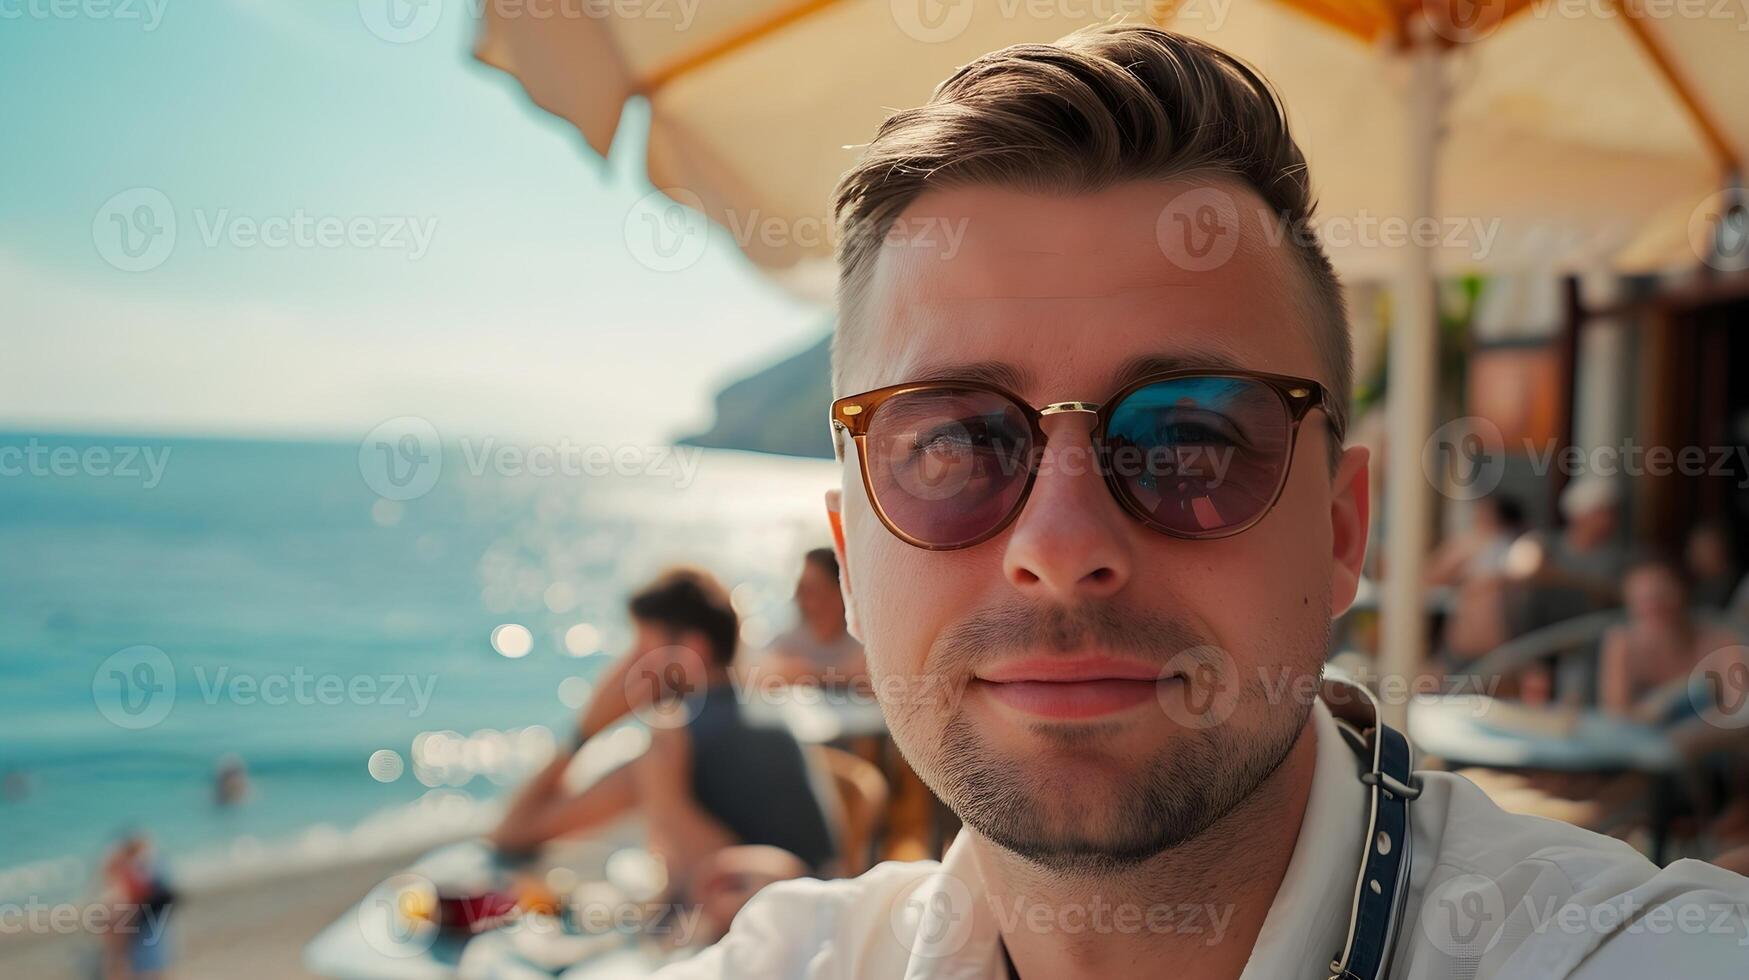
[[0, 430, 838, 902]]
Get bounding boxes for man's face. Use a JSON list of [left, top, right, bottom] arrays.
[[830, 180, 1369, 871]]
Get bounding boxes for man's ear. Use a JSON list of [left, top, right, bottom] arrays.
[[825, 488, 862, 642], [1329, 445, 1371, 618]]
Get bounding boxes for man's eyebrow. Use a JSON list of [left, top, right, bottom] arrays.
[[1109, 350, 1253, 391], [900, 348, 1258, 398], [905, 360, 1033, 392]]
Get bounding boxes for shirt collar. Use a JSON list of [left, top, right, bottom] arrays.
[[1238, 698, 1366, 979]]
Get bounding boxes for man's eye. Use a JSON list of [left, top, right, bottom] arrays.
[[1146, 411, 1246, 448], [909, 418, 1011, 455]]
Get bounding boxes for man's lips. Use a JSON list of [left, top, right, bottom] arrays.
[[971, 657, 1178, 720]]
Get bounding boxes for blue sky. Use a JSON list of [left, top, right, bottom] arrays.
[[0, 0, 827, 445]]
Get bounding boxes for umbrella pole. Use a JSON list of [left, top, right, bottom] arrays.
[[1377, 38, 1443, 730]]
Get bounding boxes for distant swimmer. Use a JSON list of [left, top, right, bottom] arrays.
[[213, 754, 249, 808]]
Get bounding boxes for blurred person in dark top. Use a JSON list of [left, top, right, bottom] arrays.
[[492, 568, 837, 937]]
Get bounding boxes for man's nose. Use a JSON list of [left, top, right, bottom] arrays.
[[1001, 414, 1132, 601]]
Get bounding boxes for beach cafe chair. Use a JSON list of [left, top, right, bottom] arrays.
[[810, 745, 890, 877]]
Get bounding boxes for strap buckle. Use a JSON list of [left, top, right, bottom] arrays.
[[1322, 673, 1419, 980]]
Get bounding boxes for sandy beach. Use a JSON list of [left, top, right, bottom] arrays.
[[0, 851, 411, 980]]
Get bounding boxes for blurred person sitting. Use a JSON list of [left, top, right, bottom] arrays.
[[751, 548, 867, 689], [1435, 495, 1528, 666], [1686, 521, 1742, 612], [1447, 478, 1630, 689], [1502, 476, 1627, 635], [1425, 493, 1525, 587], [491, 568, 837, 938], [1598, 556, 1740, 723]]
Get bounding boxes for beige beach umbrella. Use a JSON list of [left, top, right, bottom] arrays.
[[476, 0, 1747, 723], [475, 1, 1744, 280]]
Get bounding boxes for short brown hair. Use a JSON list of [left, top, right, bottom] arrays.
[[628, 567, 739, 667], [831, 23, 1349, 440]]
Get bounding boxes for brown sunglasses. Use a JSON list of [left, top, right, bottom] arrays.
[[830, 369, 1339, 551]]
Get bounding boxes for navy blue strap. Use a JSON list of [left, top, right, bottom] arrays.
[[1326, 678, 1419, 980]]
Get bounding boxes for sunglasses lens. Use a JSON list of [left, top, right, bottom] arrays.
[[862, 387, 1034, 548], [1103, 377, 1293, 536]]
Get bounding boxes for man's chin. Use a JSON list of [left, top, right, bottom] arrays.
[[964, 803, 1194, 874], [923, 706, 1301, 869]]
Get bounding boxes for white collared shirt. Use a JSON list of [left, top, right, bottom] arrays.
[[654, 699, 1749, 979]]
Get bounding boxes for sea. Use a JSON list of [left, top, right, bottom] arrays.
[[0, 431, 838, 904]]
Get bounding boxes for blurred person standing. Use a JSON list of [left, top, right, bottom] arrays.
[[97, 831, 174, 980]]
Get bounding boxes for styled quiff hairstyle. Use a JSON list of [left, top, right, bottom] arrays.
[[830, 23, 1350, 442]]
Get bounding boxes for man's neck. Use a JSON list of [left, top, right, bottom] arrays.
[[973, 716, 1320, 980]]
